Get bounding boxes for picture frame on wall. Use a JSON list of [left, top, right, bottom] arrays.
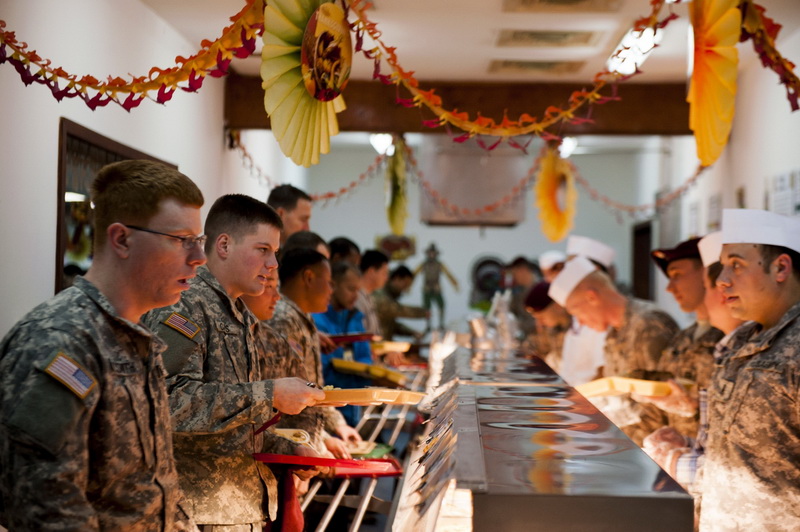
[[56, 118, 175, 293]]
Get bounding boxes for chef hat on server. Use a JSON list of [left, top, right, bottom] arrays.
[[566, 235, 616, 269], [721, 209, 800, 253], [539, 250, 567, 271], [698, 231, 723, 267], [548, 256, 596, 307]]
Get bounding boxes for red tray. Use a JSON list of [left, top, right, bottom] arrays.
[[327, 333, 376, 345], [253, 453, 402, 478]]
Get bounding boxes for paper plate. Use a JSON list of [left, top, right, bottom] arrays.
[[317, 387, 425, 406]]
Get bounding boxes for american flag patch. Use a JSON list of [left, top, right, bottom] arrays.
[[44, 353, 96, 399], [164, 312, 200, 339]]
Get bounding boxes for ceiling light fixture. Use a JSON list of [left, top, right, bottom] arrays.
[[369, 133, 395, 155], [606, 27, 664, 76]]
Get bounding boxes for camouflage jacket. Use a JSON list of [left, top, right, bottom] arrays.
[[0, 277, 195, 531], [523, 321, 569, 372], [657, 322, 723, 437], [700, 302, 800, 531], [268, 297, 345, 444], [145, 266, 277, 525], [372, 287, 427, 339], [604, 298, 679, 376], [355, 289, 381, 336]]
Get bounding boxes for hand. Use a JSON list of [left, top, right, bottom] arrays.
[[382, 351, 408, 367], [292, 445, 321, 481], [642, 426, 689, 474], [318, 332, 337, 354], [634, 380, 697, 417], [335, 423, 362, 444], [272, 377, 325, 415], [324, 436, 351, 459]]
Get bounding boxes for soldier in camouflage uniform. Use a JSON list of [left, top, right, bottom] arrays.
[[372, 265, 428, 340], [645, 238, 723, 438], [551, 257, 679, 445], [522, 281, 570, 372], [270, 248, 360, 458], [145, 195, 323, 530], [0, 160, 206, 530], [699, 209, 800, 531]]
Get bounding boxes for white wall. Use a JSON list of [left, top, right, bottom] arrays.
[[304, 134, 653, 328], [0, 0, 269, 335]]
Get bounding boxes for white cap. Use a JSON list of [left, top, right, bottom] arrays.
[[698, 231, 722, 267], [539, 250, 567, 271], [566, 235, 616, 268], [548, 256, 596, 307], [721, 209, 800, 253]]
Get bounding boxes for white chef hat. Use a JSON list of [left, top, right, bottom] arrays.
[[566, 235, 616, 268], [721, 209, 800, 253], [539, 250, 567, 271], [548, 256, 596, 307], [698, 231, 723, 267]]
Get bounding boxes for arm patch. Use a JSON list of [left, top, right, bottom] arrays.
[[43, 352, 96, 399], [163, 312, 201, 339]]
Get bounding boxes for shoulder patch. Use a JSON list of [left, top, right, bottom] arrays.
[[163, 312, 200, 339], [44, 352, 96, 399]]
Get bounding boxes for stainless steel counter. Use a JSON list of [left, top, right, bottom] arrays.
[[454, 348, 693, 531]]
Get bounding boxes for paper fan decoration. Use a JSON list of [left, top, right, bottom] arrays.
[[535, 146, 577, 242], [261, 0, 351, 167], [687, 0, 742, 167]]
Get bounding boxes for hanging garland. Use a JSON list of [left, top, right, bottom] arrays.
[[0, 0, 264, 110], [347, 0, 679, 140], [385, 136, 408, 235]]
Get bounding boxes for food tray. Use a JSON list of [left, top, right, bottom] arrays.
[[253, 453, 402, 477], [371, 340, 412, 353], [331, 359, 407, 387], [317, 387, 425, 406], [575, 376, 671, 398], [327, 333, 376, 345]]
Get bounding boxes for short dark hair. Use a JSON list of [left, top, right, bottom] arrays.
[[332, 260, 360, 281], [204, 194, 282, 254], [758, 244, 800, 282], [278, 247, 328, 285], [360, 250, 389, 273], [509, 256, 542, 278], [267, 184, 312, 211], [91, 160, 203, 250], [329, 237, 360, 262], [390, 265, 414, 280], [281, 230, 329, 261]]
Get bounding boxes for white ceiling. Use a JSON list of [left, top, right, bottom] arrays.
[[142, 0, 800, 85]]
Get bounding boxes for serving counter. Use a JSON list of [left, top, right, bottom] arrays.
[[390, 345, 694, 531]]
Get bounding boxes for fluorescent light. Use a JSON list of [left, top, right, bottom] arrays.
[[64, 192, 87, 202], [559, 137, 578, 158], [369, 133, 395, 155], [607, 27, 663, 76]]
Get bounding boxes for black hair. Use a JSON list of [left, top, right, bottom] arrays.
[[278, 247, 328, 285], [266, 184, 312, 211], [509, 256, 542, 278], [360, 249, 389, 273], [758, 244, 800, 282], [329, 237, 360, 261], [280, 230, 329, 261], [204, 194, 282, 254], [332, 260, 360, 281], [390, 265, 414, 280], [706, 262, 723, 287]]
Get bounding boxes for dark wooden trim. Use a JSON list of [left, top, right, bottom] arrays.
[[55, 118, 175, 293], [226, 72, 691, 135]]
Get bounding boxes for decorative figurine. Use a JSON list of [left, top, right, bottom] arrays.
[[414, 243, 459, 331]]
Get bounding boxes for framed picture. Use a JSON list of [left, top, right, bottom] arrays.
[[56, 118, 175, 293]]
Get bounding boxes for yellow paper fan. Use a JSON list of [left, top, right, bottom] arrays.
[[687, 0, 741, 167], [262, 0, 351, 167], [535, 146, 577, 242]]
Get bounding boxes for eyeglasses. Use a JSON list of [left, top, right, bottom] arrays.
[[124, 224, 207, 250]]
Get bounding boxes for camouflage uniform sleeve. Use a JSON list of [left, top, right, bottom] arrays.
[[146, 308, 275, 434], [322, 406, 347, 433], [396, 302, 429, 319], [393, 320, 422, 338], [634, 309, 680, 371], [1, 328, 102, 530]]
